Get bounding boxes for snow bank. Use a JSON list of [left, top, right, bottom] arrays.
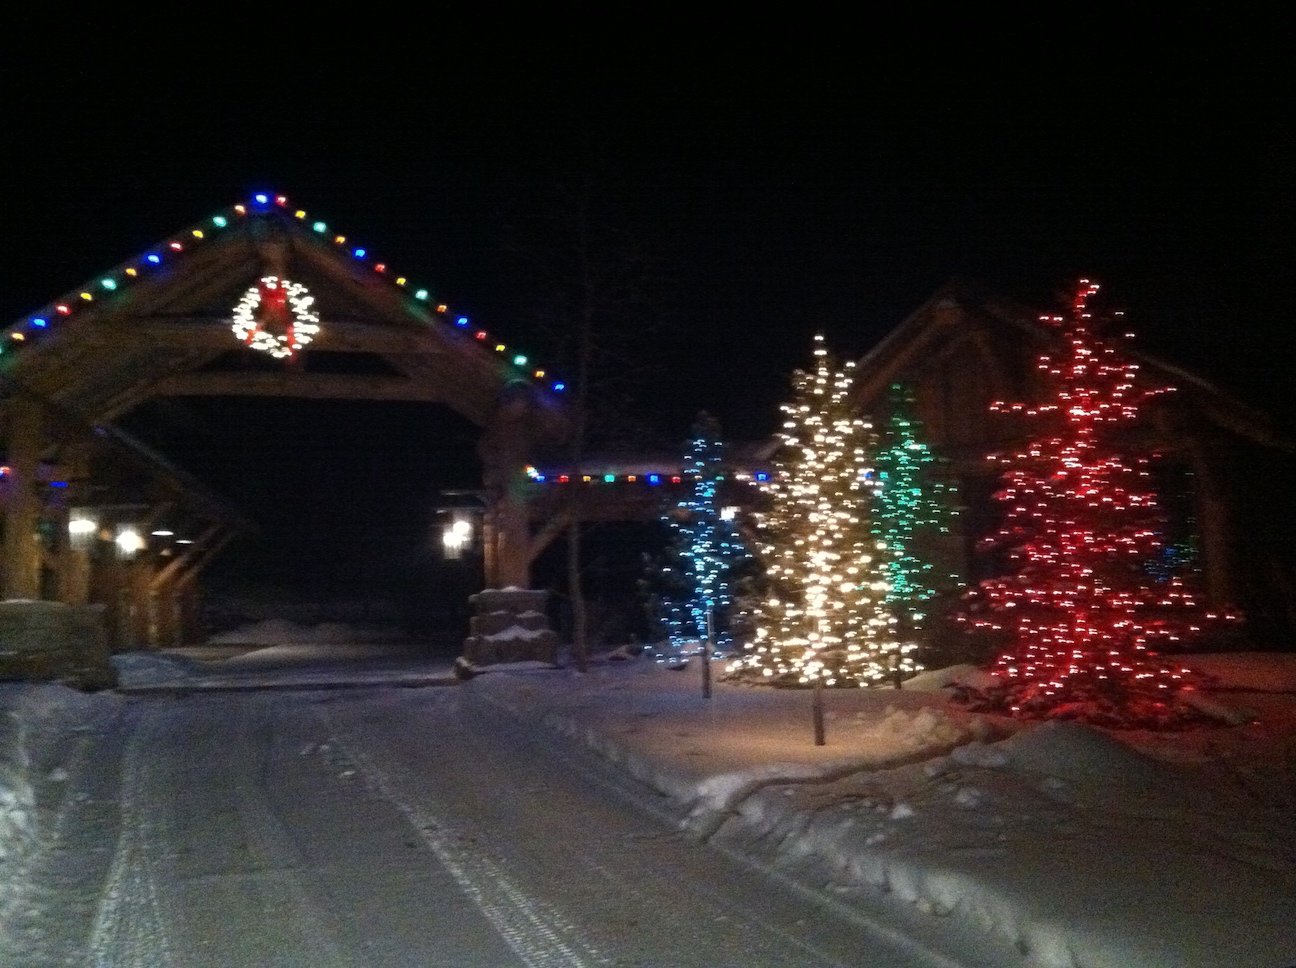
[[0, 683, 119, 927], [472, 653, 1296, 968], [206, 619, 405, 646]]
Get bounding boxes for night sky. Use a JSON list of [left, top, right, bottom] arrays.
[[3, 18, 1290, 615]]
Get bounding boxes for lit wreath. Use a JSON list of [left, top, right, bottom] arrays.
[[231, 276, 320, 359]]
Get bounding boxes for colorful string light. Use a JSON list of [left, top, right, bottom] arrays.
[[0, 193, 568, 393]]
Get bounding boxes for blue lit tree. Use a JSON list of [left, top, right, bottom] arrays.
[[658, 411, 752, 658]]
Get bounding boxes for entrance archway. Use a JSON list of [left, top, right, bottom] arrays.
[[0, 192, 572, 651]]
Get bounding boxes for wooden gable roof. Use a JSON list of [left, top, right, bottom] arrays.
[[844, 277, 1290, 465], [0, 192, 571, 435]]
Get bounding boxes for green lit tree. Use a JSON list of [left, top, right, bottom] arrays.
[[871, 382, 964, 653], [728, 336, 918, 687]]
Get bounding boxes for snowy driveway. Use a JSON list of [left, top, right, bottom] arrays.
[[6, 682, 958, 967]]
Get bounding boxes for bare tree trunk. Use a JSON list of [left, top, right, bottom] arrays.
[[566, 503, 588, 671], [567, 183, 595, 673]]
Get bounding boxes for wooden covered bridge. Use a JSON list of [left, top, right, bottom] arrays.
[[0, 192, 619, 666]]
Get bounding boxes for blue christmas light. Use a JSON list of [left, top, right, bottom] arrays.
[[654, 412, 752, 660]]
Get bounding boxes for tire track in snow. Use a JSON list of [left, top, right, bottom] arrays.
[[85, 708, 175, 968], [326, 712, 602, 968], [86, 700, 353, 968], [223, 699, 353, 966]]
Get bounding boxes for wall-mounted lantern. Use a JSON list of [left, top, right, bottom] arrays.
[[67, 509, 99, 551], [442, 517, 473, 560], [115, 525, 145, 559]]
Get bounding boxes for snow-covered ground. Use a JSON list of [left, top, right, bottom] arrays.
[[3, 621, 1296, 967]]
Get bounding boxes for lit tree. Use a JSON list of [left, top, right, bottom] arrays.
[[871, 382, 964, 647], [658, 411, 752, 658], [956, 278, 1233, 727], [728, 336, 917, 686]]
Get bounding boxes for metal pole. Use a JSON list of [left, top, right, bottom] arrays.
[[812, 677, 825, 746], [702, 608, 713, 699]]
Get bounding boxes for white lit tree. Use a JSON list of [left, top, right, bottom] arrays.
[[728, 335, 918, 686]]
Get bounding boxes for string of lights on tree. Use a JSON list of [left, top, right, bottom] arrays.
[[0, 192, 566, 393], [955, 278, 1237, 728], [657, 411, 753, 659], [870, 382, 964, 644], [727, 335, 917, 687]]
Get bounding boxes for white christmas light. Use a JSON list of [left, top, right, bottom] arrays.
[[231, 276, 320, 359]]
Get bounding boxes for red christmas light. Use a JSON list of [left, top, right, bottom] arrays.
[[956, 279, 1236, 728]]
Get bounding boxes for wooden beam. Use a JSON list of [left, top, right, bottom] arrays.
[[149, 524, 222, 590], [149, 371, 448, 402], [98, 316, 451, 355], [174, 531, 236, 589]]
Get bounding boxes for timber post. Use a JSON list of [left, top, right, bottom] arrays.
[[2, 398, 48, 600], [478, 385, 542, 590]]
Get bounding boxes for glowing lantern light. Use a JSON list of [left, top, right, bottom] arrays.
[[68, 511, 99, 551], [115, 525, 145, 558], [442, 518, 473, 559]]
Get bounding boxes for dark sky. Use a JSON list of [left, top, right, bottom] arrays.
[[2, 17, 1290, 602]]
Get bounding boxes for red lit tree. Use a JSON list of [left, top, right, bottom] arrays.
[[956, 279, 1234, 728]]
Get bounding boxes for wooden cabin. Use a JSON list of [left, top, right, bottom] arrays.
[[839, 278, 1295, 653]]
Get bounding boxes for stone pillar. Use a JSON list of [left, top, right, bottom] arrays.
[[462, 587, 558, 665]]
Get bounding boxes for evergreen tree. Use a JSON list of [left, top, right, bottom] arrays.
[[871, 382, 964, 651], [728, 336, 916, 686], [955, 279, 1235, 727], [659, 411, 751, 658]]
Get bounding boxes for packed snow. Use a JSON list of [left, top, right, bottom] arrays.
[[3, 621, 1295, 967]]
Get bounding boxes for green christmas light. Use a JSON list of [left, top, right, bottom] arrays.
[[871, 382, 963, 641]]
